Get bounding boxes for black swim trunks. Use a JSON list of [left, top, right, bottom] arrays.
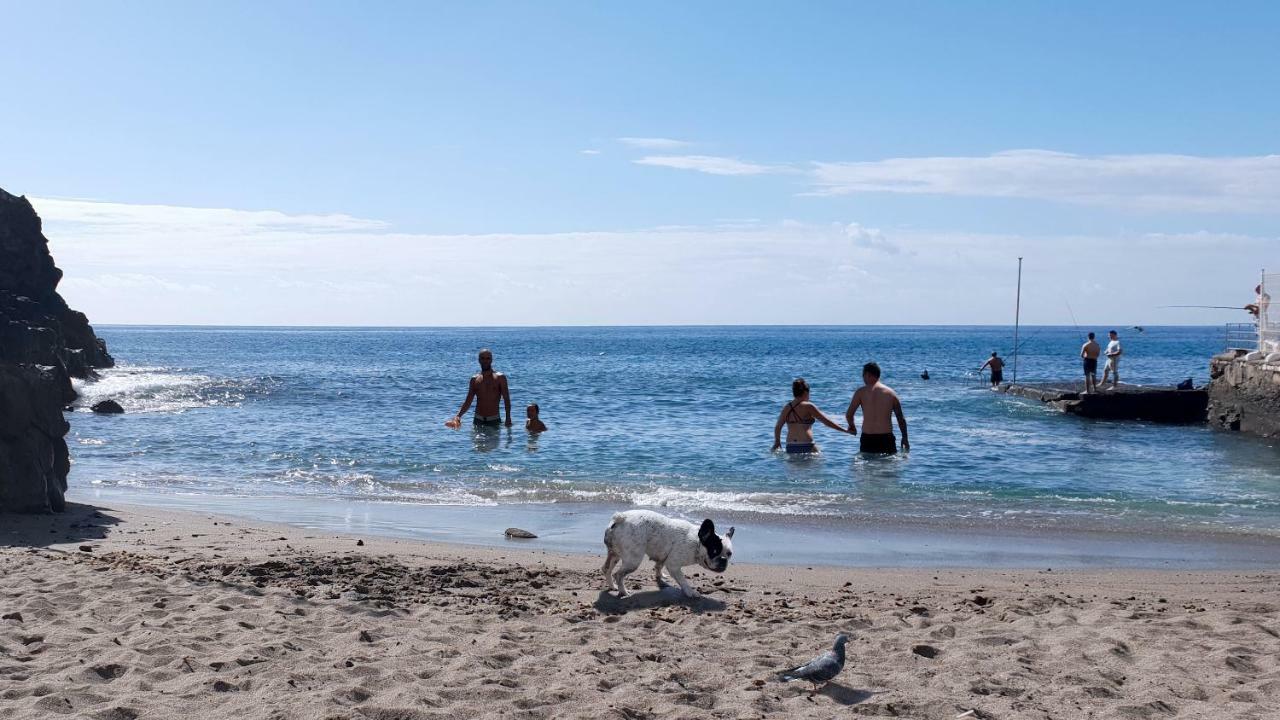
[[990, 369, 1003, 385], [1083, 358, 1098, 375], [860, 432, 897, 455]]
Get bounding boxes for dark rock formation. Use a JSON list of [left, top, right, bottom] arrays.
[[1208, 352, 1280, 438], [90, 400, 124, 415], [1001, 380, 1208, 424], [1, 187, 114, 512]]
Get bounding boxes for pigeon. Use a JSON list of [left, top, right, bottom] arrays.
[[779, 633, 848, 688]]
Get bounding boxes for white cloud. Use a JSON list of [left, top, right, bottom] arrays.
[[617, 137, 693, 149], [30, 197, 1277, 326], [579, 149, 601, 155], [626, 148, 1280, 213], [634, 154, 781, 176], [61, 273, 213, 293], [809, 150, 1280, 212]]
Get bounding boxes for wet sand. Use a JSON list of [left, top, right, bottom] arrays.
[[3, 502, 1279, 719]]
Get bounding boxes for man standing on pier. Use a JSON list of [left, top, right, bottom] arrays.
[[1099, 330, 1122, 390], [846, 362, 909, 454], [450, 348, 512, 428], [1081, 332, 1101, 393]]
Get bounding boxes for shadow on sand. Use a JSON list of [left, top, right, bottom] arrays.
[[0, 502, 122, 548], [818, 683, 874, 706], [593, 587, 727, 615]]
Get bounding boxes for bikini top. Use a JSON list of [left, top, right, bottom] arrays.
[[786, 401, 815, 425]]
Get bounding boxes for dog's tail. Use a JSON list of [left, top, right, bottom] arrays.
[[603, 512, 627, 547]]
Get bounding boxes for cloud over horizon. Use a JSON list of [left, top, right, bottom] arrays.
[[30, 196, 1272, 327]]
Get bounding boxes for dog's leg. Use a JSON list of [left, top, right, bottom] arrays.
[[602, 550, 619, 591], [613, 551, 642, 598], [652, 559, 668, 589], [666, 565, 699, 598]]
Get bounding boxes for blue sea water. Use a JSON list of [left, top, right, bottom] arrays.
[[66, 325, 1280, 539]]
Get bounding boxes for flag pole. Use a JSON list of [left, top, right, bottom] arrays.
[[1013, 257, 1022, 383]]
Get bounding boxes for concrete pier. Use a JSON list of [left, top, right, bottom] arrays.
[[1208, 351, 1280, 438], [1001, 381, 1208, 423]]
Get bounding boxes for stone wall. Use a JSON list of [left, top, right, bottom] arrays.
[[0, 188, 113, 512], [1208, 351, 1280, 439]]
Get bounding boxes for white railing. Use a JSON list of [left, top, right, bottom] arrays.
[[1226, 323, 1257, 351], [1260, 273, 1280, 354]]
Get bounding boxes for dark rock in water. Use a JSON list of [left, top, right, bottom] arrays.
[[504, 527, 538, 539], [91, 400, 125, 415], [0, 187, 113, 513]]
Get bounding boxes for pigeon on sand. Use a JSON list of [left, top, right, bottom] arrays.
[[779, 633, 848, 688]]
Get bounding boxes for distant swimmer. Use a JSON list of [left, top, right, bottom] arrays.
[[978, 352, 1004, 387], [845, 362, 909, 455], [920, 370, 930, 380], [1099, 330, 1122, 390], [525, 403, 547, 433], [1081, 332, 1101, 394], [772, 378, 850, 454], [450, 348, 512, 428]]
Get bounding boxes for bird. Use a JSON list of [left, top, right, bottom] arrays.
[[779, 633, 848, 689]]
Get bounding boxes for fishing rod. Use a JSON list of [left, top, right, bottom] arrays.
[[1161, 304, 1244, 309], [1065, 300, 1084, 342]]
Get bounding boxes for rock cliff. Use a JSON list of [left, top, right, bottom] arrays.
[[1208, 351, 1280, 439], [1, 187, 114, 512]]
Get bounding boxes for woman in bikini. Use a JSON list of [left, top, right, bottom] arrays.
[[771, 378, 851, 454]]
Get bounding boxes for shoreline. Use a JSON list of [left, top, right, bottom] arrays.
[[72, 489, 1280, 571], [2, 502, 1279, 719]]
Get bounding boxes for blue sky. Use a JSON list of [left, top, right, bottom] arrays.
[[2, 2, 1277, 325]]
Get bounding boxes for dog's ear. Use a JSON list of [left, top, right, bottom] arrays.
[[726, 526, 735, 539], [698, 519, 715, 540]]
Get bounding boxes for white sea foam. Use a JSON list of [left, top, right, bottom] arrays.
[[73, 364, 259, 413], [628, 487, 846, 516]]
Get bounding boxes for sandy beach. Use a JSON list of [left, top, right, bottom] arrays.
[[1, 503, 1277, 719]]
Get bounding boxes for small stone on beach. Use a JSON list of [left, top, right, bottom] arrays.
[[504, 528, 537, 539]]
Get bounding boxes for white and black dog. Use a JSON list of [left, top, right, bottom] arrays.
[[602, 509, 734, 598]]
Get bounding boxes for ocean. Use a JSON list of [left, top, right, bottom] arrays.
[[65, 325, 1280, 565]]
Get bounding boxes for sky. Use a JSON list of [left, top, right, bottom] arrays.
[[2, 1, 1277, 326]]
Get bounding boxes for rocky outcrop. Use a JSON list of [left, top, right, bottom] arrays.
[[1208, 352, 1280, 438], [1, 188, 114, 512], [90, 400, 124, 415]]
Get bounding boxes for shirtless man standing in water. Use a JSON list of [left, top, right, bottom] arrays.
[[845, 362, 909, 454], [451, 349, 512, 428]]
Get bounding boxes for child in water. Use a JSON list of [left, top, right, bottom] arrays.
[[525, 403, 547, 433]]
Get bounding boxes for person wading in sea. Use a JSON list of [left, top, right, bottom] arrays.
[[979, 351, 1004, 388], [845, 362, 909, 455], [450, 349, 512, 428], [772, 378, 850, 454]]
